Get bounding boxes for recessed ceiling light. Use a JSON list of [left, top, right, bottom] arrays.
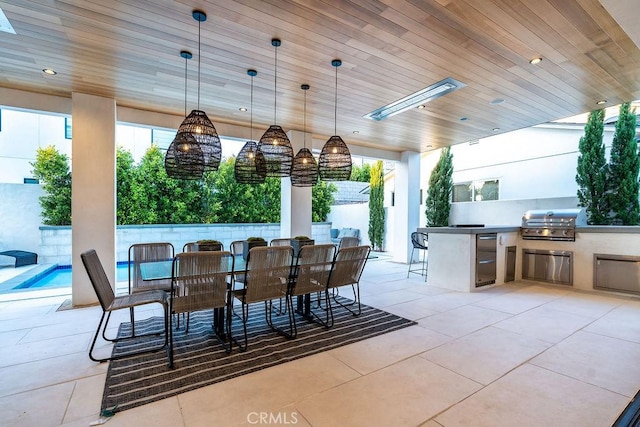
[[417, 105, 426, 110], [492, 127, 500, 132], [490, 98, 505, 105], [239, 107, 247, 112], [529, 57, 542, 65], [352, 130, 359, 134], [596, 100, 607, 105], [42, 68, 57, 75], [426, 144, 433, 149]]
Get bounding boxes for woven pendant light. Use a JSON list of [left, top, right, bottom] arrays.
[[258, 38, 293, 177], [165, 50, 205, 180], [319, 59, 352, 181], [176, 10, 222, 173], [291, 84, 318, 187], [165, 132, 205, 179], [235, 69, 267, 184]]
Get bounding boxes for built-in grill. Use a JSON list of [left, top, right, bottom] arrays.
[[521, 208, 587, 241]]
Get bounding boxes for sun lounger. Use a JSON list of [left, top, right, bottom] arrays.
[[0, 250, 38, 267]]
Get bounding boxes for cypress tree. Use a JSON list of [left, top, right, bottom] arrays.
[[368, 160, 385, 250], [608, 102, 639, 225], [576, 109, 608, 224], [425, 147, 453, 227]]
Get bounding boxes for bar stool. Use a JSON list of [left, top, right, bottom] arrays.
[[407, 232, 428, 280]]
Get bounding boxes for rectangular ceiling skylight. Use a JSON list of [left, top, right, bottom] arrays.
[[364, 77, 465, 121], [0, 8, 16, 34]]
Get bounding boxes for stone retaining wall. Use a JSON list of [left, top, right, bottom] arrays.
[[39, 223, 332, 265]]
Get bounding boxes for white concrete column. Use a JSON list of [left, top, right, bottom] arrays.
[[281, 130, 312, 238], [392, 151, 421, 264], [71, 93, 116, 306]]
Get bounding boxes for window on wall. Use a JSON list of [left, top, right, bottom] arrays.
[[64, 117, 72, 139], [151, 129, 175, 151], [453, 179, 499, 202]]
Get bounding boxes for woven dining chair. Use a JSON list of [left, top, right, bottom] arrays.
[[183, 242, 198, 252], [81, 249, 169, 363], [326, 245, 371, 326], [270, 238, 291, 247], [229, 240, 244, 256], [168, 251, 232, 367], [128, 242, 174, 335], [230, 245, 294, 351], [337, 236, 360, 251], [288, 244, 335, 336]]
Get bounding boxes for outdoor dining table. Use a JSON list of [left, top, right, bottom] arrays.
[[138, 254, 313, 335]]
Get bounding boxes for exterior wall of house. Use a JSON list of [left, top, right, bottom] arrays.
[[0, 183, 43, 255], [411, 123, 617, 229], [0, 110, 71, 184]]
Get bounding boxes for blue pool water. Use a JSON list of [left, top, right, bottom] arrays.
[[14, 263, 131, 290]]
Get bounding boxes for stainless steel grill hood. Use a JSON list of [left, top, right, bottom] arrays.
[[521, 208, 587, 241]]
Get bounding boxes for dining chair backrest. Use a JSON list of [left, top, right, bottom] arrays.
[[270, 238, 291, 247], [292, 244, 335, 296], [81, 249, 115, 310], [230, 240, 244, 257], [129, 242, 175, 293], [411, 232, 428, 250], [183, 242, 198, 252], [338, 236, 360, 251], [328, 245, 371, 290], [170, 251, 233, 314], [244, 246, 293, 302]]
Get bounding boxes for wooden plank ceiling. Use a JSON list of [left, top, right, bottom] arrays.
[[0, 0, 639, 154]]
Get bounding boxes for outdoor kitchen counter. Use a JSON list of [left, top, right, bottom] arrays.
[[419, 226, 520, 234], [419, 225, 640, 294], [418, 226, 520, 292]]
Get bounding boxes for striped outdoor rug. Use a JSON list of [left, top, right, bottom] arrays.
[[102, 298, 415, 413]]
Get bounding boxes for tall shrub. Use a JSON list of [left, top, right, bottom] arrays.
[[312, 181, 337, 222], [116, 146, 137, 225], [350, 163, 371, 182], [130, 145, 204, 224], [368, 160, 385, 250], [30, 146, 72, 225], [576, 109, 608, 224], [425, 147, 453, 226], [204, 157, 281, 223], [607, 102, 639, 225]]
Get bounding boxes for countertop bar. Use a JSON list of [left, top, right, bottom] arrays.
[[418, 226, 520, 234], [420, 226, 640, 234]]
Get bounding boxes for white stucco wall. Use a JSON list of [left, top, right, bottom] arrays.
[[327, 203, 371, 248], [0, 183, 43, 254]]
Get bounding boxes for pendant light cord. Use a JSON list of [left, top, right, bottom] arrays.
[[197, 18, 201, 110], [334, 64, 338, 135], [273, 43, 278, 123], [183, 55, 188, 116], [250, 73, 254, 141], [303, 88, 307, 148]]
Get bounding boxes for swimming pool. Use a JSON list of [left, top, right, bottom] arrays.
[[13, 263, 131, 290]]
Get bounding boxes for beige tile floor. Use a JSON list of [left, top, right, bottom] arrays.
[[1, 258, 639, 426]]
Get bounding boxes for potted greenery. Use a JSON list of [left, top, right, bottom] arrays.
[[290, 235, 314, 257], [242, 237, 267, 260], [196, 239, 223, 251]]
